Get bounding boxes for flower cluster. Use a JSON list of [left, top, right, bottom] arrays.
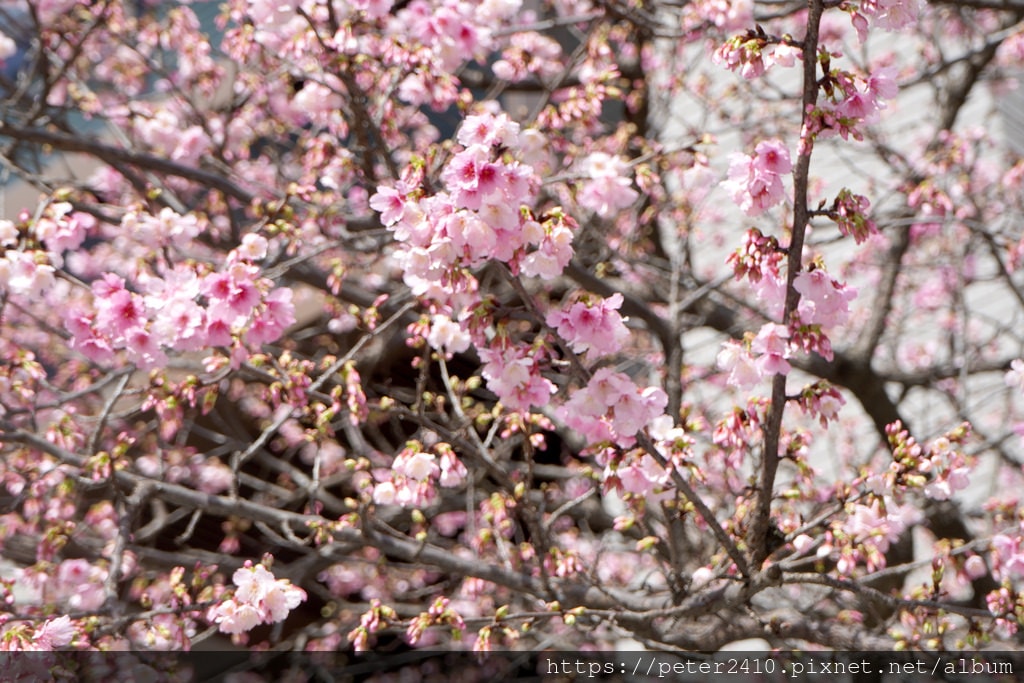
[[604, 449, 669, 497], [391, 0, 514, 71], [794, 267, 857, 328], [991, 532, 1024, 581], [0, 615, 79, 651], [681, 0, 754, 36], [207, 563, 307, 635], [712, 400, 766, 456], [372, 441, 468, 509], [123, 207, 201, 249], [796, 381, 847, 427], [751, 322, 792, 375], [827, 499, 920, 574], [372, 112, 576, 302], [855, 0, 921, 34], [66, 235, 295, 369], [836, 68, 898, 123], [726, 227, 788, 318], [405, 596, 466, 646], [2, 0, 1021, 657], [17, 558, 110, 613], [0, 249, 57, 299], [0, 203, 93, 299], [493, 30, 563, 83], [545, 292, 630, 357], [831, 188, 879, 243], [127, 612, 198, 650], [134, 447, 233, 495], [788, 322, 836, 362], [727, 227, 783, 283], [426, 313, 472, 356], [920, 432, 972, 501], [558, 368, 668, 447], [985, 586, 1023, 638], [805, 65, 898, 142], [716, 322, 795, 390], [716, 339, 762, 390], [479, 343, 557, 412], [713, 32, 802, 80], [31, 202, 92, 259], [133, 111, 213, 166], [721, 139, 792, 216], [575, 152, 640, 218], [348, 599, 397, 652], [869, 422, 974, 501]]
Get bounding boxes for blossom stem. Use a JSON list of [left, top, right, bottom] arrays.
[[750, 0, 825, 569]]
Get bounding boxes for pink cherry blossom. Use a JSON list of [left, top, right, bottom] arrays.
[[860, 0, 921, 30], [94, 282, 147, 340], [246, 287, 296, 346], [456, 112, 521, 148], [722, 139, 792, 216], [352, 0, 395, 20], [372, 480, 398, 506], [545, 293, 630, 357], [237, 233, 269, 261], [442, 145, 503, 206], [124, 326, 168, 370], [576, 152, 639, 218], [438, 449, 468, 487], [0, 250, 57, 298], [33, 202, 89, 254], [0, 219, 16, 247], [394, 450, 439, 482], [832, 189, 878, 243], [34, 615, 77, 650], [208, 598, 264, 635], [426, 314, 471, 355], [798, 381, 847, 426], [55, 558, 108, 611], [246, 0, 300, 30], [991, 533, 1024, 579], [835, 69, 897, 124], [209, 563, 307, 635], [480, 346, 556, 412], [717, 340, 764, 390], [128, 207, 201, 248], [615, 453, 668, 496], [751, 323, 792, 376], [444, 210, 498, 263], [262, 579, 307, 622], [713, 35, 768, 79], [520, 217, 575, 280], [794, 268, 857, 327], [558, 368, 668, 447], [369, 186, 406, 226], [203, 264, 262, 322], [837, 500, 912, 574]]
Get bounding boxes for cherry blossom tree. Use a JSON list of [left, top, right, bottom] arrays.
[[2, 0, 1024, 661]]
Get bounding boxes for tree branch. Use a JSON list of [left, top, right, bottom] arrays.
[[0, 121, 257, 204], [752, 0, 825, 569]]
